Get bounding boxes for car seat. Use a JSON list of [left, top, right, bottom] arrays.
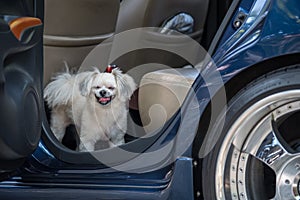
[[43, 0, 120, 85]]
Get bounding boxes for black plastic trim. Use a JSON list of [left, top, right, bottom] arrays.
[[207, 0, 242, 56]]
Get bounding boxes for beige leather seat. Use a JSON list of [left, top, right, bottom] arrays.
[[138, 68, 199, 133], [43, 0, 120, 85], [114, 1, 206, 132]]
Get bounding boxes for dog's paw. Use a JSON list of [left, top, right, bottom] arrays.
[[78, 142, 95, 152]]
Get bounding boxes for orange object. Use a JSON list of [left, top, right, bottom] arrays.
[[9, 17, 42, 40]]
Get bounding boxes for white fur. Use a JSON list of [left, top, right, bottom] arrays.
[[44, 68, 136, 152]]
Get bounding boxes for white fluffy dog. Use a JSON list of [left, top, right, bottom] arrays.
[[44, 67, 136, 151]]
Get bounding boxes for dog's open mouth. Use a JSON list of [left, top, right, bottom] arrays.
[[95, 95, 114, 105]]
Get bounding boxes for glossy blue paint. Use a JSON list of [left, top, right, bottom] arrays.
[[1, 157, 194, 200], [2, 0, 300, 199], [191, 0, 300, 158], [215, 0, 300, 77]]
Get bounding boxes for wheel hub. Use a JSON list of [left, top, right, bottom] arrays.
[[278, 157, 300, 200]]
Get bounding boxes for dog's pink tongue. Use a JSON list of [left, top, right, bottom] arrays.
[[99, 97, 110, 102]]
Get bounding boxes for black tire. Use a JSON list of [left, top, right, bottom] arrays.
[[202, 65, 300, 199]]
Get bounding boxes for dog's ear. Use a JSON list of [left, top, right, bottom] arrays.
[[112, 68, 136, 101], [79, 70, 99, 96]]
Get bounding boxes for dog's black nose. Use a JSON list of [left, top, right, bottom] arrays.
[[100, 90, 107, 97]]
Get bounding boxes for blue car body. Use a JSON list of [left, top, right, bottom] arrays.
[[1, 0, 300, 199]]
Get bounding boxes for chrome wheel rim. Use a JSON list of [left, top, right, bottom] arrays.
[[215, 90, 300, 200]]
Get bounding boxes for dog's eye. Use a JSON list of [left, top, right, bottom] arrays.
[[108, 86, 115, 90], [95, 86, 101, 89]]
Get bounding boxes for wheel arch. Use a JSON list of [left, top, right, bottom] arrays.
[[192, 52, 300, 198]]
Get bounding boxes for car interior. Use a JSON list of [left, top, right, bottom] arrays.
[[43, 0, 234, 152], [1, 0, 233, 158]]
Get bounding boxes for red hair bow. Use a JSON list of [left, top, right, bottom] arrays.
[[105, 65, 119, 73]]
